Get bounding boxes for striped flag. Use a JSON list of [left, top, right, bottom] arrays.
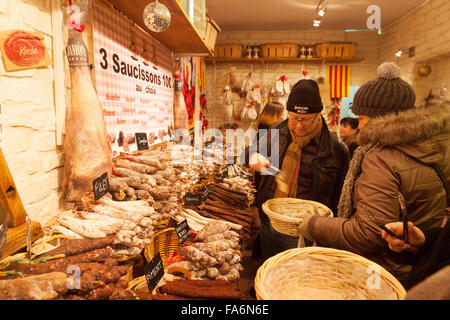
[[328, 65, 351, 99]]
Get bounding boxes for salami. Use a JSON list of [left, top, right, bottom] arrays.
[[43, 236, 116, 258], [6, 248, 113, 275], [0, 272, 68, 300]]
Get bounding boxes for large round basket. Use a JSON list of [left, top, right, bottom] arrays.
[[254, 247, 407, 300], [262, 198, 333, 236]]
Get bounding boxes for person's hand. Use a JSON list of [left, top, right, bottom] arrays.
[[298, 212, 315, 242], [381, 222, 426, 253], [249, 153, 271, 173]]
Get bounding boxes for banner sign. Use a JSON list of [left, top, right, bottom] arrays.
[[92, 1, 174, 156]]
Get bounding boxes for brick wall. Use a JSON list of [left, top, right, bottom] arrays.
[[0, 0, 63, 225], [204, 29, 380, 130], [378, 0, 450, 104]]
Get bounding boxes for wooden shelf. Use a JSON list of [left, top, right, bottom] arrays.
[[204, 57, 364, 64], [106, 0, 212, 56]]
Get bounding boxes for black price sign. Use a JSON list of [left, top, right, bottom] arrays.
[[135, 132, 149, 150], [144, 252, 164, 293], [215, 174, 223, 183], [203, 185, 210, 201], [221, 166, 229, 178], [184, 193, 203, 207], [175, 219, 191, 244], [93, 172, 109, 201]]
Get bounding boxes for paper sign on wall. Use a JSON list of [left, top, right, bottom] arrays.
[[92, 2, 175, 156], [0, 30, 51, 71]]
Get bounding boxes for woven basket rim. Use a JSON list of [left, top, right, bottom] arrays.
[[262, 198, 333, 223], [255, 247, 407, 300]]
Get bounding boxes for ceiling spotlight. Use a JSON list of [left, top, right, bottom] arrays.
[[395, 49, 403, 57], [316, 0, 328, 17], [313, 20, 321, 27]]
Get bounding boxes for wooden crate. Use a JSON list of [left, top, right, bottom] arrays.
[[214, 43, 243, 58], [204, 16, 221, 52], [0, 148, 27, 227], [342, 42, 358, 58], [314, 42, 329, 58], [334, 43, 345, 58], [260, 43, 299, 58], [315, 42, 337, 58], [1, 220, 43, 259], [315, 42, 358, 58]]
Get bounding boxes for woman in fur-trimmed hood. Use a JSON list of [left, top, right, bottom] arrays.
[[299, 62, 450, 286]]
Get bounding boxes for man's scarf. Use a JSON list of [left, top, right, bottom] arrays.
[[274, 118, 323, 198]]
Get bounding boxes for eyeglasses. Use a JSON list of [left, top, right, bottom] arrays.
[[288, 113, 319, 125]]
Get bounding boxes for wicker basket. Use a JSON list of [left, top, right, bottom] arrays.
[[254, 247, 407, 300], [143, 227, 193, 263], [143, 228, 180, 263], [260, 43, 299, 58], [214, 43, 243, 58], [262, 198, 333, 236], [153, 217, 176, 231]]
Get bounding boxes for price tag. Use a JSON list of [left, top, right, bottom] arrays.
[[175, 219, 191, 244], [184, 193, 203, 207], [144, 252, 164, 293], [92, 172, 109, 201], [221, 166, 229, 178], [203, 185, 210, 201], [135, 132, 149, 150], [215, 174, 223, 183]]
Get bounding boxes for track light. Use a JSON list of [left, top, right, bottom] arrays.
[[395, 49, 403, 57], [316, 0, 328, 17]]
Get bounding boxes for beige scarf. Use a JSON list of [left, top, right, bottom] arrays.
[[274, 118, 323, 198]]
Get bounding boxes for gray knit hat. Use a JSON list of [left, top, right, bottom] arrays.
[[352, 62, 416, 117]]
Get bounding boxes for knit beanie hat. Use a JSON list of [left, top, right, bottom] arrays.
[[286, 79, 324, 114], [352, 62, 416, 117]]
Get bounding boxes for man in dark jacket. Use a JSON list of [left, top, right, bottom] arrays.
[[247, 79, 349, 260]]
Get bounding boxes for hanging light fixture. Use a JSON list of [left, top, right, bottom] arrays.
[[313, 0, 327, 28], [316, 0, 328, 17], [143, 0, 171, 33], [395, 49, 403, 57]]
